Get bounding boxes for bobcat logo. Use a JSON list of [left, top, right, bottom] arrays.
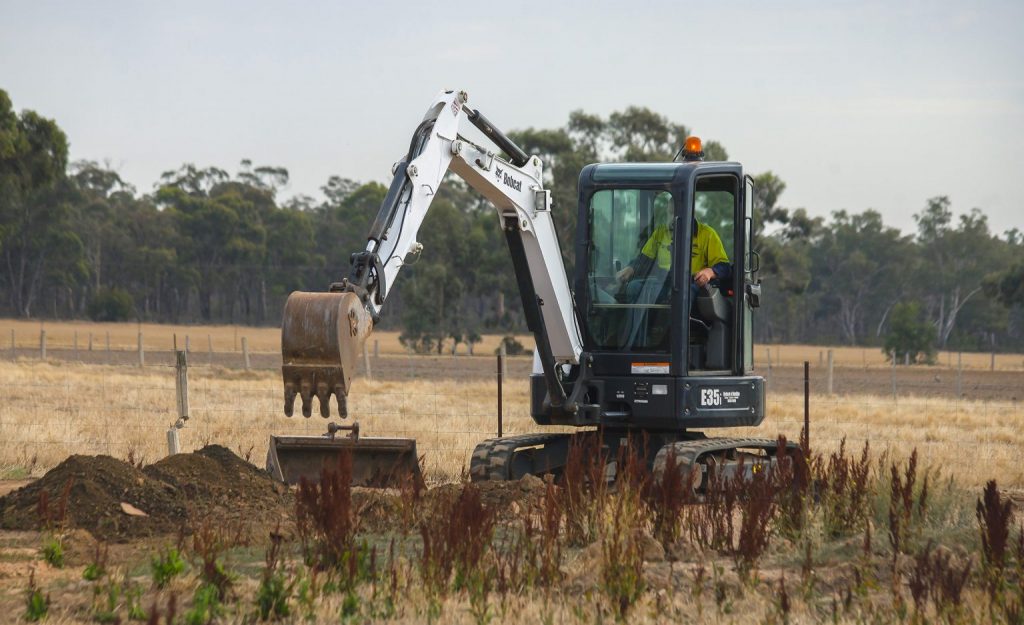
[[493, 165, 523, 192]]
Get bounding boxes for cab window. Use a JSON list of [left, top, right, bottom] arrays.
[[586, 189, 674, 352]]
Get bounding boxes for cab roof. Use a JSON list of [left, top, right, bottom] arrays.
[[586, 161, 741, 184]]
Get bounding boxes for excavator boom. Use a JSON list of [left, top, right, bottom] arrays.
[[280, 89, 582, 420], [271, 90, 583, 485]]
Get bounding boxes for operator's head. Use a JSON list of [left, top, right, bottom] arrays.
[[653, 197, 673, 226]]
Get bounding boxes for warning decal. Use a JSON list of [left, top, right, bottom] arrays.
[[631, 362, 669, 375]]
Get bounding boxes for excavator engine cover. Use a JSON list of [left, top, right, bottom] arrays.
[[281, 291, 372, 418]]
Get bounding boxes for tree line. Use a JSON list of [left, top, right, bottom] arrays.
[[1, 88, 1021, 357]]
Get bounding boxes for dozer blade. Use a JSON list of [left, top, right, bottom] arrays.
[[267, 434, 423, 489], [281, 291, 372, 418]]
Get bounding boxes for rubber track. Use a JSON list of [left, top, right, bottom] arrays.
[[469, 433, 570, 482], [652, 437, 798, 483]]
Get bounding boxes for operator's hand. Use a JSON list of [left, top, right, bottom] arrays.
[[616, 266, 634, 284], [694, 267, 716, 288]]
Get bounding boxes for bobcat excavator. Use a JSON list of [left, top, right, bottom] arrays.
[[268, 89, 794, 489]]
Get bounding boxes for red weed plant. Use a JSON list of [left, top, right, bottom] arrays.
[[295, 452, 360, 572]]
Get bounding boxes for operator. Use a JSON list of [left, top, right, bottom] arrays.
[[616, 215, 732, 304]]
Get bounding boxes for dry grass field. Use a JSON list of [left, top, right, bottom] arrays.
[[0, 360, 1020, 487]]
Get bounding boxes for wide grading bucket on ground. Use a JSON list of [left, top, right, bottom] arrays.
[[275, 291, 422, 488], [267, 426, 423, 488]]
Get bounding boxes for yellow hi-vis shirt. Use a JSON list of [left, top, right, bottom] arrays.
[[640, 222, 729, 275]]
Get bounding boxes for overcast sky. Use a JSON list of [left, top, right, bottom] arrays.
[[3, 0, 1022, 235]]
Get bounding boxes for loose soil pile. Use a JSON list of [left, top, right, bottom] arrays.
[[0, 446, 290, 541], [143, 444, 289, 527], [351, 474, 551, 534]]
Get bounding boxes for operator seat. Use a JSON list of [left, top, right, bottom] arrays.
[[694, 282, 733, 370]]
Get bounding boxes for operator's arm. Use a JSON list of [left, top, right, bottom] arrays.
[[706, 227, 731, 280], [617, 230, 661, 283], [693, 224, 731, 288]]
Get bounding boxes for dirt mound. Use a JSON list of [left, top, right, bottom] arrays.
[[475, 474, 550, 514], [351, 475, 553, 534], [0, 455, 186, 540], [143, 445, 290, 528], [0, 446, 291, 541]]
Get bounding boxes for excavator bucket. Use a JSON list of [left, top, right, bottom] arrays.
[[267, 432, 423, 488], [277, 291, 422, 488], [281, 291, 372, 418]]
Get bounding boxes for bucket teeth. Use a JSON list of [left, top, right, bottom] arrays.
[[283, 374, 346, 419], [336, 387, 347, 418], [284, 383, 297, 417], [316, 383, 331, 418], [300, 381, 313, 418]]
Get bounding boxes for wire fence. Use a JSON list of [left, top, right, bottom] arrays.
[[1, 345, 1022, 485]]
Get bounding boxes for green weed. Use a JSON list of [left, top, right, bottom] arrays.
[[185, 583, 222, 625], [82, 540, 108, 581], [255, 531, 293, 621], [39, 535, 63, 568], [151, 546, 186, 589], [24, 570, 49, 622]]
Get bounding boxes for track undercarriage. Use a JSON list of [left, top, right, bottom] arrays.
[[470, 431, 800, 492]]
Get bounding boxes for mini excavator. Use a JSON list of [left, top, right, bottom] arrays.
[[268, 89, 795, 489]]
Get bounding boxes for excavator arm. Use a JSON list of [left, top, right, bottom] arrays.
[[282, 89, 583, 419]]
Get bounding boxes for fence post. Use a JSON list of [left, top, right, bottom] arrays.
[[9, 329, 14, 359], [73, 330, 78, 361], [818, 351, 823, 367], [891, 354, 897, 402], [88, 332, 93, 352], [40, 329, 46, 360], [185, 335, 191, 353], [105, 332, 111, 365], [175, 350, 189, 424], [990, 351, 995, 372], [802, 361, 810, 451], [137, 332, 145, 367], [826, 349, 834, 395], [169, 350, 189, 456], [955, 351, 962, 398], [208, 334, 213, 365], [373, 339, 379, 359], [496, 352, 505, 438], [241, 336, 250, 370], [363, 342, 372, 380]]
